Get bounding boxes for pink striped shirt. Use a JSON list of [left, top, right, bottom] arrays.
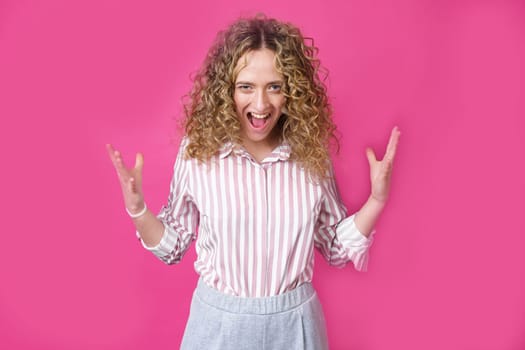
[[140, 138, 375, 297]]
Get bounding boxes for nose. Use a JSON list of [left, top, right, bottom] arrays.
[[254, 89, 269, 111]]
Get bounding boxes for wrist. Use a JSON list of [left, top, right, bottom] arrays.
[[126, 203, 147, 219]]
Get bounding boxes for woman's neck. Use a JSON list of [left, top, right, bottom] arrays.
[[241, 134, 281, 163]]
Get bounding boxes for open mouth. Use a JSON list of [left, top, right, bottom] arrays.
[[247, 112, 271, 129]]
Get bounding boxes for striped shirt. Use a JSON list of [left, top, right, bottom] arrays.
[[140, 138, 375, 297]]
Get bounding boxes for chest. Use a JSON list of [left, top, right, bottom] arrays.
[[187, 158, 324, 234]]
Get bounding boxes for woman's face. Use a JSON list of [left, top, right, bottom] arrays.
[[233, 48, 286, 152]]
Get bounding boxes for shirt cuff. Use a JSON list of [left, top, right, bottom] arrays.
[[136, 224, 173, 257], [336, 214, 376, 272]]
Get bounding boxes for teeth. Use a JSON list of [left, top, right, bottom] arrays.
[[251, 112, 269, 119]]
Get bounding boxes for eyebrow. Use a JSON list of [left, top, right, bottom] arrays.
[[235, 80, 283, 85]]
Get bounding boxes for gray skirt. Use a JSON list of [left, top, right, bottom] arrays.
[[180, 279, 329, 350]]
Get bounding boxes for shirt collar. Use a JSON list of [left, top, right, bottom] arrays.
[[218, 140, 291, 163], [218, 141, 235, 159]]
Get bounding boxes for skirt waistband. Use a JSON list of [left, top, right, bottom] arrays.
[[194, 278, 316, 315]]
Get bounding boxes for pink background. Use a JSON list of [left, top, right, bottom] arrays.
[[0, 0, 523, 349]]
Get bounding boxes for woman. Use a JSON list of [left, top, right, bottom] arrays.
[[107, 14, 400, 349]]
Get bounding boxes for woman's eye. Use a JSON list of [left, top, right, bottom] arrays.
[[237, 84, 252, 90], [268, 84, 282, 92]]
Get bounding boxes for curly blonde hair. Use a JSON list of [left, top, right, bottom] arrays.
[[183, 14, 338, 178]]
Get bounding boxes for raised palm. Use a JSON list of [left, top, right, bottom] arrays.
[[366, 126, 401, 203], [106, 144, 145, 214]]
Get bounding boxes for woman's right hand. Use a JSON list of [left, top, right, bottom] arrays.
[[106, 144, 146, 215]]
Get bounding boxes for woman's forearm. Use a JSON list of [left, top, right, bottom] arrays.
[[132, 210, 165, 247], [353, 195, 386, 238]]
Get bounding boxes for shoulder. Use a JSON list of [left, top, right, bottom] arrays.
[[172, 136, 193, 171], [175, 136, 192, 159]]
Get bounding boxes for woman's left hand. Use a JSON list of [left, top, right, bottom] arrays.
[[366, 126, 401, 204]]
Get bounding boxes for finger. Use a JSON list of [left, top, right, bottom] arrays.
[[112, 149, 128, 173], [106, 143, 118, 164], [106, 143, 124, 167], [383, 126, 401, 161], [107, 144, 133, 184], [134, 152, 144, 173], [366, 147, 377, 165]]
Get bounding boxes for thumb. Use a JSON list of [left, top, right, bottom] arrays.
[[135, 152, 144, 173], [366, 147, 376, 165]]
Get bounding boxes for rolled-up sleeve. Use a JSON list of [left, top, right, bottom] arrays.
[[314, 168, 376, 272], [137, 138, 199, 264], [332, 214, 375, 271]]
